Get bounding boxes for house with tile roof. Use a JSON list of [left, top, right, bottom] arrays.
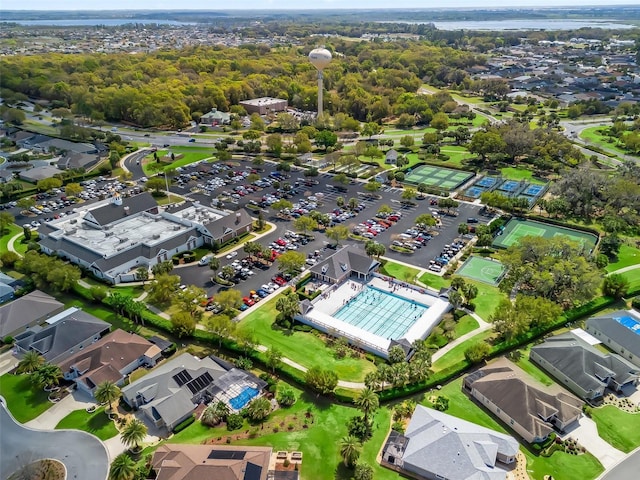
[[586, 310, 640, 368], [381, 405, 519, 480], [0, 290, 65, 340], [13, 308, 110, 364], [59, 329, 161, 396], [464, 358, 583, 444], [530, 332, 639, 401], [151, 444, 273, 480]]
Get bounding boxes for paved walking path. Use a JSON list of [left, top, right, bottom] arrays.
[[432, 309, 491, 363], [6, 232, 22, 256]]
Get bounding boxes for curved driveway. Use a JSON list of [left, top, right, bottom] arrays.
[[0, 397, 109, 480]]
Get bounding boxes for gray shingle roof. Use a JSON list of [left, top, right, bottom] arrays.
[[85, 192, 157, 227], [400, 406, 519, 480], [202, 209, 253, 241], [587, 311, 640, 360], [14, 310, 110, 363], [0, 290, 64, 338], [531, 332, 639, 398], [309, 245, 379, 281]]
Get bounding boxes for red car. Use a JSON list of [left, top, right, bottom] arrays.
[[273, 276, 287, 286], [242, 296, 255, 306]]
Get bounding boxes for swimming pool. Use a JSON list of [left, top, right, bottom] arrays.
[[229, 386, 259, 410], [333, 286, 428, 340]]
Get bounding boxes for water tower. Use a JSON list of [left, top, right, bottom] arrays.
[[309, 47, 332, 118]]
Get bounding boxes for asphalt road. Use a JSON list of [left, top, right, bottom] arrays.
[[0, 398, 110, 480], [600, 448, 640, 480]]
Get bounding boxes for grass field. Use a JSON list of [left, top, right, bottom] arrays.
[[0, 373, 52, 423], [619, 268, 640, 295], [431, 330, 494, 372], [493, 218, 597, 251], [379, 260, 421, 283], [238, 295, 376, 382], [55, 407, 119, 441], [500, 167, 546, 184], [405, 152, 467, 169], [605, 244, 640, 273], [456, 256, 506, 285], [143, 146, 214, 174], [417, 272, 450, 291], [590, 405, 640, 453], [579, 126, 631, 158], [0, 223, 22, 253], [468, 280, 508, 321]]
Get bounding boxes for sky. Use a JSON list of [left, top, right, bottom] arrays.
[[5, 1, 640, 11]]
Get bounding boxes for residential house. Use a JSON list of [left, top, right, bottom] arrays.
[[464, 359, 583, 444], [381, 405, 519, 480], [121, 353, 266, 432], [0, 290, 64, 340], [151, 444, 272, 480], [530, 332, 639, 401], [59, 329, 161, 396], [0, 169, 14, 183], [385, 149, 398, 165], [0, 273, 18, 304], [309, 245, 380, 284], [586, 310, 640, 367], [13, 308, 110, 364]]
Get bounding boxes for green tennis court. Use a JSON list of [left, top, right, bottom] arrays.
[[457, 256, 506, 285], [405, 165, 474, 191], [493, 218, 598, 251]]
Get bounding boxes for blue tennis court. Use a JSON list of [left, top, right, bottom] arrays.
[[333, 286, 428, 339], [476, 177, 498, 188], [465, 186, 485, 198], [524, 184, 544, 196], [229, 386, 259, 410], [499, 180, 519, 192]]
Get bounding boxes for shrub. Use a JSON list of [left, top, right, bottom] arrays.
[[391, 420, 405, 434], [172, 415, 195, 433], [226, 413, 243, 431]]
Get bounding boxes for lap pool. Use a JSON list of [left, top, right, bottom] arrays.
[[229, 386, 260, 410], [333, 286, 428, 340]]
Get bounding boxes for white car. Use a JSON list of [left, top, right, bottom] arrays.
[[261, 284, 274, 293], [198, 255, 213, 266], [225, 251, 238, 260]]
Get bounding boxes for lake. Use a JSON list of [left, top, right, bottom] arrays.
[[387, 19, 637, 31]]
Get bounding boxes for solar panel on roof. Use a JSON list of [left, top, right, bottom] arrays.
[[186, 371, 214, 394], [207, 449, 246, 460], [172, 370, 193, 387], [244, 462, 263, 480]]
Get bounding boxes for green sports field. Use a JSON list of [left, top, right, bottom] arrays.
[[405, 165, 474, 190], [493, 218, 598, 252], [457, 256, 506, 285]]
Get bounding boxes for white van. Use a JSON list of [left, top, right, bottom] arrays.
[[198, 254, 213, 266]]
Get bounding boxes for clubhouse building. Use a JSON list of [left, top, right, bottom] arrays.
[[38, 192, 253, 284]]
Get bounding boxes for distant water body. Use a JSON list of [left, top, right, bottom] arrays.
[[9, 19, 195, 27], [390, 19, 636, 31]]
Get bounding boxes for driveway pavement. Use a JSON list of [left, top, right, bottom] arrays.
[[560, 415, 626, 469], [25, 389, 96, 430], [0, 350, 18, 376], [0, 397, 109, 480]]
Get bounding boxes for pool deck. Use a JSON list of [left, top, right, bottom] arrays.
[[305, 277, 450, 357]]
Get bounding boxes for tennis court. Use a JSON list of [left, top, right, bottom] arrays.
[[457, 256, 506, 285], [523, 184, 544, 196], [465, 186, 485, 198], [498, 180, 520, 193], [405, 165, 474, 191], [493, 218, 598, 251], [476, 176, 498, 188]]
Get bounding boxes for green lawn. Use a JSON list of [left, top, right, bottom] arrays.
[[619, 268, 640, 295], [453, 314, 480, 339], [238, 295, 376, 382], [379, 260, 421, 283], [417, 272, 450, 291], [512, 346, 555, 387], [170, 385, 400, 480], [579, 126, 631, 158], [421, 379, 603, 480], [143, 146, 215, 174], [606, 244, 640, 273], [405, 151, 466, 169], [55, 407, 119, 441], [590, 405, 640, 453], [500, 167, 546, 184], [467, 280, 507, 321], [0, 373, 52, 423], [431, 330, 494, 372], [0, 223, 22, 253], [13, 235, 29, 255]]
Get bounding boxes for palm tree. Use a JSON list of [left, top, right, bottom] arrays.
[[339, 435, 361, 468], [354, 388, 379, 423], [245, 397, 271, 423], [275, 292, 300, 322], [201, 401, 230, 426], [109, 453, 136, 480], [208, 256, 220, 275], [17, 351, 44, 374], [30, 363, 62, 390], [94, 380, 122, 416], [121, 418, 147, 451]]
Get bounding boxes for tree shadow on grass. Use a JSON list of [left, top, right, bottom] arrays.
[[334, 462, 353, 480], [300, 391, 332, 412], [87, 411, 111, 434]]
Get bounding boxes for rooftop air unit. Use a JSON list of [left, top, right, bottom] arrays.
[[119, 237, 129, 243], [70, 219, 77, 224], [152, 234, 161, 239]]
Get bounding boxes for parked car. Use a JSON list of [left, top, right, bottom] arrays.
[[225, 251, 238, 259]]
